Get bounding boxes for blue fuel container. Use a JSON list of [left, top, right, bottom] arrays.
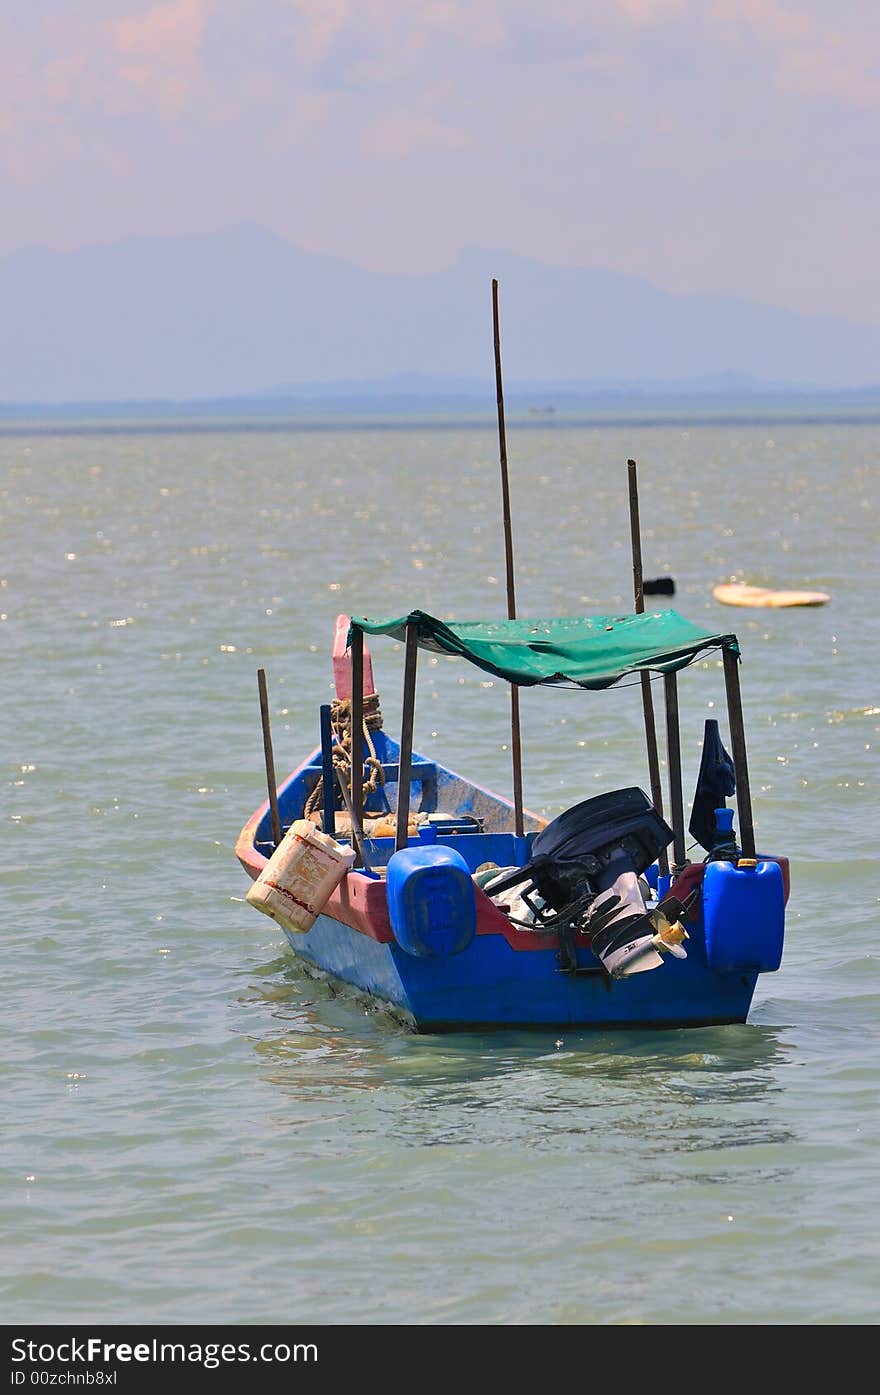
[[707, 805, 739, 862], [386, 845, 476, 959], [703, 858, 785, 973]]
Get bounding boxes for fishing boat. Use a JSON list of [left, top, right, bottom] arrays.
[[236, 605, 789, 1032], [236, 287, 787, 1032]]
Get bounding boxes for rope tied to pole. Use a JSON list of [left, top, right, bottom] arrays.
[[304, 693, 385, 820]]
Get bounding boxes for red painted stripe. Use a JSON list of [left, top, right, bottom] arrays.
[[263, 880, 313, 914]]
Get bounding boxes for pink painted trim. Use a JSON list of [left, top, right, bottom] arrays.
[[321, 876, 571, 951], [237, 821, 575, 952], [332, 612, 376, 701]]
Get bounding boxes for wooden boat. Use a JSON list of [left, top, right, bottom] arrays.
[[236, 607, 789, 1032], [237, 289, 788, 1032]]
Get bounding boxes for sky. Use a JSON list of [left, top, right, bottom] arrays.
[[2, 0, 878, 325]]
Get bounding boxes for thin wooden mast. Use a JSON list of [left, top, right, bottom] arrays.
[[257, 667, 282, 849], [627, 459, 669, 877], [492, 278, 525, 837]]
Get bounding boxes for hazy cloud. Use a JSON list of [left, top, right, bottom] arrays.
[[110, 0, 208, 114], [0, 0, 877, 322], [711, 0, 878, 108]]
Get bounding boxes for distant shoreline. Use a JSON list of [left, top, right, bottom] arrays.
[[1, 387, 878, 435]]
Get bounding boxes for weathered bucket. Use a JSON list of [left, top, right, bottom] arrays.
[[246, 819, 356, 933]]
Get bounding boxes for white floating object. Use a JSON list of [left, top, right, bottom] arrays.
[[713, 583, 830, 608]]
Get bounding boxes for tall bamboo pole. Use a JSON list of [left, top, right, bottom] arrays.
[[492, 278, 524, 837], [627, 459, 669, 876]]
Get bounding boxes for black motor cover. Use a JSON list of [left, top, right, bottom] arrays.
[[520, 787, 673, 910]]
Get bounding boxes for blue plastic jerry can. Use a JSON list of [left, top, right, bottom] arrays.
[[703, 857, 785, 973], [386, 845, 476, 959]]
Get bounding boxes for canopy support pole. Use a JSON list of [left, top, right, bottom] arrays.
[[493, 278, 525, 837], [722, 647, 756, 858], [663, 671, 687, 873], [627, 459, 669, 877], [350, 627, 365, 865], [396, 621, 419, 851]]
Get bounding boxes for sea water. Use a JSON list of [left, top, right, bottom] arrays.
[[1, 411, 878, 1325]]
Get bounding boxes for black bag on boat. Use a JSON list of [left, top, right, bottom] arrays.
[[491, 787, 673, 911], [486, 788, 680, 978]]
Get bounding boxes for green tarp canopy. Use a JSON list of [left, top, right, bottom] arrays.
[[347, 609, 739, 691]]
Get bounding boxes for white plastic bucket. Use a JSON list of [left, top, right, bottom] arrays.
[[246, 819, 356, 933]]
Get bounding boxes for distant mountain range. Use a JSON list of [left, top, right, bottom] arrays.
[[1, 224, 878, 404]]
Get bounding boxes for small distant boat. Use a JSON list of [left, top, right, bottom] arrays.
[[714, 582, 830, 608], [236, 606, 789, 1032]]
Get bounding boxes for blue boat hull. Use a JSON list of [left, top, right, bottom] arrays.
[[239, 716, 786, 1032], [279, 904, 760, 1032]]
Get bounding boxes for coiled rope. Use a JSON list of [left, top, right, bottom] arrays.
[[304, 692, 385, 821]]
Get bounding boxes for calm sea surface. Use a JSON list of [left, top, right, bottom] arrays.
[[1, 413, 878, 1326]]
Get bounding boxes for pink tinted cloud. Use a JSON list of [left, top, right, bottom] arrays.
[[109, 0, 208, 113], [711, 0, 878, 108], [614, 0, 688, 22], [112, 0, 208, 62], [361, 107, 470, 159], [288, 0, 506, 73]]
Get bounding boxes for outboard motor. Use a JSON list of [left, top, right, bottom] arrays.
[[586, 848, 665, 977], [487, 788, 685, 977]]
